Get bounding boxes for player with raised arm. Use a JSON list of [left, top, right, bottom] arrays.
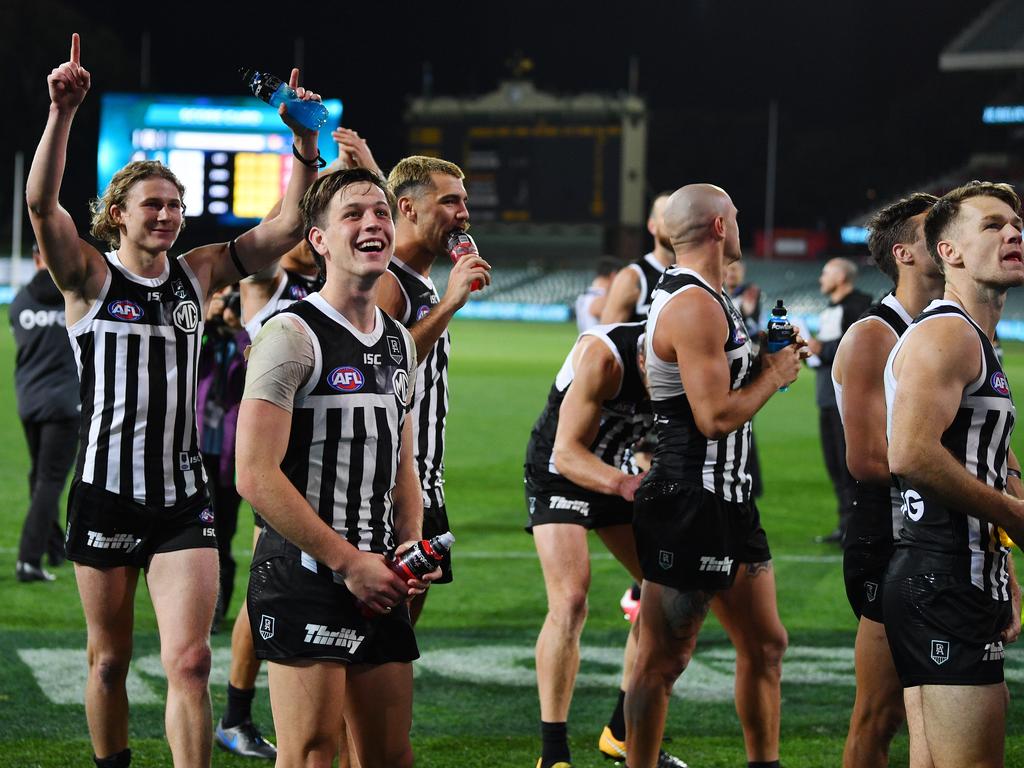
[[832, 193, 943, 768], [884, 181, 1024, 768], [525, 321, 685, 768], [624, 184, 804, 768], [237, 168, 437, 768], [25, 34, 321, 768]]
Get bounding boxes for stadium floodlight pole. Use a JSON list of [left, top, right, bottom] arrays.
[[12, 150, 23, 287], [764, 99, 778, 260]]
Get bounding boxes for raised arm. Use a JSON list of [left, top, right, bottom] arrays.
[[187, 68, 323, 295], [888, 318, 1024, 543], [552, 337, 643, 499], [657, 289, 802, 439], [599, 266, 641, 323], [25, 33, 106, 301], [834, 321, 896, 484], [332, 127, 384, 178]]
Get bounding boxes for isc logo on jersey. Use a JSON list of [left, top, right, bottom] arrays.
[[108, 299, 143, 321], [328, 366, 365, 392], [991, 371, 1011, 397]]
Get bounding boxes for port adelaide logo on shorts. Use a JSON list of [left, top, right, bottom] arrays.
[[659, 550, 674, 570], [864, 581, 878, 602], [259, 615, 275, 641], [930, 639, 950, 665], [328, 366, 365, 392]]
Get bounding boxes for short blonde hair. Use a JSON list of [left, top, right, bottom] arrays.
[[387, 155, 464, 200], [89, 161, 186, 249]]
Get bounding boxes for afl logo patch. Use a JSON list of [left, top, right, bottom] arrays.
[[173, 300, 200, 333], [108, 299, 143, 321], [289, 284, 309, 299], [416, 305, 431, 321], [991, 371, 1011, 396], [328, 366, 365, 392], [393, 368, 410, 404]]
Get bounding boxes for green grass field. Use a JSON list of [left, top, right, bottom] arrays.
[[3, 317, 1024, 767]]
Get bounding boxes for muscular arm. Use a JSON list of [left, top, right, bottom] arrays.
[[599, 266, 641, 323], [655, 289, 801, 439], [834, 320, 896, 484], [888, 318, 1024, 543], [552, 337, 642, 499]]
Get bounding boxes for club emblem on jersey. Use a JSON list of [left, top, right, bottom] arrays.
[[864, 581, 878, 602], [901, 489, 924, 522], [416, 305, 432, 322], [259, 614, 276, 641], [108, 299, 143, 322], [328, 366, 365, 392], [991, 371, 1011, 396], [930, 639, 950, 665], [387, 335, 404, 363], [392, 368, 411, 404], [172, 279, 188, 299], [173, 300, 200, 333], [658, 550, 674, 570]]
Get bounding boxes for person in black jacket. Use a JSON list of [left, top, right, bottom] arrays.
[[10, 245, 80, 582], [807, 257, 873, 545]]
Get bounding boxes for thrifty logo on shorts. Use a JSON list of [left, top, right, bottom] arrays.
[[86, 531, 141, 551], [984, 641, 1005, 662], [699, 555, 734, 574], [304, 624, 365, 653], [549, 496, 590, 516]]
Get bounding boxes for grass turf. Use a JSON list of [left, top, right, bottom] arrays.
[[1, 316, 1023, 767]]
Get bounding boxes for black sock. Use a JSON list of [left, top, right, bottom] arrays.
[[607, 689, 627, 740], [94, 748, 131, 767], [540, 721, 570, 766], [748, 761, 780, 768], [223, 684, 256, 728]]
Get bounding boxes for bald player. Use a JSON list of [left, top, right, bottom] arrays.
[[625, 184, 804, 768], [600, 193, 674, 324]]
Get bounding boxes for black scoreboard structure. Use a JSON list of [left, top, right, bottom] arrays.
[[405, 80, 647, 260]]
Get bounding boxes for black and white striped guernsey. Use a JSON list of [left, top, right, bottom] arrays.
[[884, 299, 1014, 601], [244, 268, 325, 338], [278, 295, 415, 564], [525, 322, 651, 479], [68, 251, 206, 507], [832, 292, 914, 542], [625, 252, 668, 322], [386, 259, 449, 509], [644, 267, 754, 502]]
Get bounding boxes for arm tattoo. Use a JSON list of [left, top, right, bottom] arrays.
[[746, 560, 773, 577]]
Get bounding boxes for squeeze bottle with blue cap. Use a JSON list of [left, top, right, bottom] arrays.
[[240, 68, 328, 132], [766, 299, 794, 392]]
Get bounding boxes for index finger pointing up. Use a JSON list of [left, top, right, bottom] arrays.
[[288, 67, 299, 89], [70, 33, 80, 65]]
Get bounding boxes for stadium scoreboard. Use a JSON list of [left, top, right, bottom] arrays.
[[98, 93, 343, 226]]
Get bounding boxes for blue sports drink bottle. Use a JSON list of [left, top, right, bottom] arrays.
[[766, 299, 793, 392], [240, 68, 328, 132]]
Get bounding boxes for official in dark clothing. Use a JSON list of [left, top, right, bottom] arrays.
[[10, 248, 79, 582], [807, 258, 873, 545]]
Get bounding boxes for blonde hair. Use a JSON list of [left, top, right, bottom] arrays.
[[387, 155, 464, 200], [89, 161, 186, 249]]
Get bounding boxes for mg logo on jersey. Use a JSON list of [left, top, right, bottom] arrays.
[[108, 299, 143, 321], [659, 550, 674, 570], [930, 639, 950, 665], [901, 489, 925, 522], [393, 369, 410, 404], [991, 371, 1011, 396], [864, 581, 878, 603], [699, 555, 734, 574], [328, 366, 365, 392], [172, 300, 200, 333], [387, 335, 404, 363], [259, 615, 275, 640], [416, 305, 431, 321]]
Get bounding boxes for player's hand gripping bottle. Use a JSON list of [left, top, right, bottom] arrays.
[[766, 299, 794, 392], [239, 67, 328, 132], [446, 231, 484, 292], [389, 531, 455, 580]]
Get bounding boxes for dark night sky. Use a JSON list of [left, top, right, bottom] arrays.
[[1, 0, 1016, 249]]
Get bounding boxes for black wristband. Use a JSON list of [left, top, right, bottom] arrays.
[[1009, 468, 1021, 479], [228, 239, 251, 279], [292, 143, 327, 169]]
